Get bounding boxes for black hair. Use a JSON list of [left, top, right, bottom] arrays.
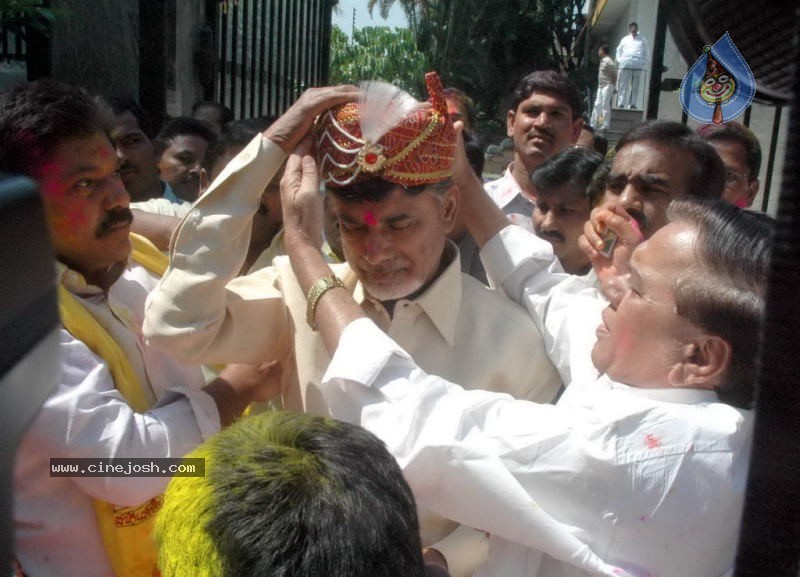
[[668, 198, 774, 409], [442, 87, 478, 130], [156, 411, 427, 577], [510, 70, 583, 120], [463, 130, 485, 178], [531, 146, 603, 199], [0, 80, 104, 177], [329, 177, 452, 203], [191, 100, 235, 125], [96, 95, 157, 139], [696, 121, 762, 179], [153, 116, 218, 157], [203, 119, 265, 175], [615, 120, 726, 199]]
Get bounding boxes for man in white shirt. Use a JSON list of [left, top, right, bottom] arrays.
[[277, 125, 772, 577], [615, 22, 649, 109], [485, 70, 583, 230], [0, 80, 296, 577], [598, 120, 726, 239], [144, 74, 561, 577]]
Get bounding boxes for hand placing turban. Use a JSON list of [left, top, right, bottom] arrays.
[[314, 72, 456, 188]]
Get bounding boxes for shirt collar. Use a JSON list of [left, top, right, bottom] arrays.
[[57, 260, 103, 297], [353, 241, 462, 346], [56, 254, 130, 297], [601, 374, 721, 405]]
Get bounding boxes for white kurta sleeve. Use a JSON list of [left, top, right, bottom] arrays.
[[322, 318, 634, 577], [23, 329, 220, 506], [143, 135, 293, 365], [480, 225, 605, 384]]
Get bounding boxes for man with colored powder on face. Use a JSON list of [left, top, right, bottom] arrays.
[[276, 121, 773, 577], [598, 119, 726, 239], [485, 70, 584, 231], [144, 73, 562, 577], [0, 79, 343, 577]]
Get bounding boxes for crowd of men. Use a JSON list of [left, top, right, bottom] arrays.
[[0, 56, 772, 577]]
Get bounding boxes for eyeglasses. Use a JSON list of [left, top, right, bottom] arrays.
[[724, 170, 750, 187]]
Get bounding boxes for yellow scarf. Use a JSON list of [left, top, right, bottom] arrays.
[[57, 233, 168, 577]]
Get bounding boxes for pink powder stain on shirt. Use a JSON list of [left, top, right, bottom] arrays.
[[639, 514, 647, 522], [644, 434, 661, 449]]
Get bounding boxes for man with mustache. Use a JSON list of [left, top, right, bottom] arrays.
[[0, 80, 323, 577], [599, 120, 726, 238], [485, 70, 584, 231], [531, 147, 603, 275], [96, 96, 167, 203], [277, 127, 773, 577], [144, 73, 562, 577]]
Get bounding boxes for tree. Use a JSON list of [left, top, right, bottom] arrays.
[[365, 0, 589, 128], [329, 25, 427, 98]]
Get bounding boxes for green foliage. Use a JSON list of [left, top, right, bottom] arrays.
[[361, 0, 589, 132], [0, 0, 69, 36], [329, 25, 427, 98]]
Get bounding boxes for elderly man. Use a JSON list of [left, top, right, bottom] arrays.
[[278, 123, 772, 576], [144, 73, 561, 577], [599, 119, 726, 238], [0, 80, 287, 577], [485, 70, 584, 231]]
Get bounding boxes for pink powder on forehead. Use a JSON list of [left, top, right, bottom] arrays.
[[364, 211, 378, 227]]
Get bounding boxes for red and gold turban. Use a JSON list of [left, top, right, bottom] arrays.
[[314, 72, 456, 188]]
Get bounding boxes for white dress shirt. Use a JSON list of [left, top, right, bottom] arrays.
[[321, 225, 752, 577], [484, 166, 536, 232], [14, 261, 219, 577], [616, 34, 649, 69], [143, 134, 562, 577]]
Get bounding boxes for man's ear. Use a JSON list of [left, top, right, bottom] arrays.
[[746, 178, 760, 207], [506, 109, 516, 138], [668, 336, 732, 390], [199, 167, 209, 194], [569, 116, 584, 144], [440, 185, 460, 234]]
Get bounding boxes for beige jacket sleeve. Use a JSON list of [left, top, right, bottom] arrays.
[[143, 135, 293, 365]]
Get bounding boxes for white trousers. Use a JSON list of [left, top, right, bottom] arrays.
[[590, 84, 613, 129], [616, 67, 644, 108]]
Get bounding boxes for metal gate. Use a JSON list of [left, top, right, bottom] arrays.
[[209, 0, 335, 120]]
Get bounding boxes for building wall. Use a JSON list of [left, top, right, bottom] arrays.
[[50, 0, 140, 99], [173, 2, 207, 116]]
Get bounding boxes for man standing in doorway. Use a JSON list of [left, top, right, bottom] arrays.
[[616, 22, 649, 109], [590, 44, 617, 130]]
